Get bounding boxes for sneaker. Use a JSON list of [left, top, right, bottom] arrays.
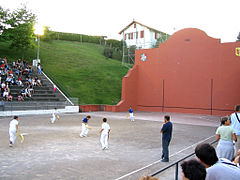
[[161, 159, 169, 162], [9, 143, 13, 147], [102, 147, 106, 150], [80, 135, 84, 137]]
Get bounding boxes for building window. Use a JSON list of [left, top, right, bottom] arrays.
[[124, 34, 127, 40], [141, 30, 144, 38], [134, 24, 136, 28], [155, 32, 157, 39], [128, 33, 130, 40], [136, 32, 138, 39], [131, 32, 133, 39]]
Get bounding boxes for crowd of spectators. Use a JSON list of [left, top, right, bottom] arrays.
[[0, 57, 43, 102]]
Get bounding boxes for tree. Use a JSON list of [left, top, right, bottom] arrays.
[[41, 26, 55, 42], [1, 4, 36, 59], [0, 6, 10, 35], [237, 32, 240, 42]]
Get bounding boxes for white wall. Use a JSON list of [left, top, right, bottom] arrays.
[[121, 23, 159, 49]]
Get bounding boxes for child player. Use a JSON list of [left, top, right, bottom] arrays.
[[128, 106, 135, 121], [80, 115, 91, 137], [50, 108, 59, 124], [9, 116, 19, 147], [99, 118, 111, 150]]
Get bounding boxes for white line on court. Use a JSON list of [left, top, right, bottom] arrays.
[[114, 135, 215, 180]]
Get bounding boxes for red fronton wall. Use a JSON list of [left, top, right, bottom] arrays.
[[112, 28, 240, 116]]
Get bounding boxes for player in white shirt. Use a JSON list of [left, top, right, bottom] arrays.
[[9, 116, 19, 147], [50, 108, 60, 124], [99, 118, 111, 150]]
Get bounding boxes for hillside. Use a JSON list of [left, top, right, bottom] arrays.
[[0, 40, 129, 105]]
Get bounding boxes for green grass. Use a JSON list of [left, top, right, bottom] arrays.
[[0, 40, 129, 105]]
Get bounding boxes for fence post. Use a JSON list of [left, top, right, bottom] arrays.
[[211, 79, 213, 115], [162, 79, 165, 112], [175, 162, 178, 180]]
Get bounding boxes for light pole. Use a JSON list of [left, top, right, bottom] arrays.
[[34, 24, 44, 62]]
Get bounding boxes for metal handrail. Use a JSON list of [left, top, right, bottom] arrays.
[[151, 140, 218, 180], [43, 69, 74, 98]]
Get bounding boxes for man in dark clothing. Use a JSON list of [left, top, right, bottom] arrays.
[[161, 115, 173, 162]]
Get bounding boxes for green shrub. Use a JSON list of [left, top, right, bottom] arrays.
[[104, 47, 113, 58]]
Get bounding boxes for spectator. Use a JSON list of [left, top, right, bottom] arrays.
[[38, 63, 42, 75], [233, 149, 240, 167], [138, 176, 160, 180], [230, 105, 240, 153], [18, 76, 23, 87], [53, 84, 57, 92], [160, 115, 173, 162], [28, 84, 34, 94], [7, 93, 13, 101], [21, 88, 26, 97], [17, 92, 24, 101], [195, 143, 240, 180], [2, 89, 9, 100], [181, 159, 206, 180], [216, 116, 237, 160], [36, 77, 42, 87]]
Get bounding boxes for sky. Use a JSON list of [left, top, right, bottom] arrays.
[[1, 0, 240, 42]]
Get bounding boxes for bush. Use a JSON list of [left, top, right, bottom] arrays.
[[104, 47, 113, 59]]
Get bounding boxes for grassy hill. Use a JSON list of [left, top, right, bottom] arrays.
[[0, 40, 129, 105]]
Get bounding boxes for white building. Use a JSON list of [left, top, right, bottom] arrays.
[[119, 20, 169, 49]]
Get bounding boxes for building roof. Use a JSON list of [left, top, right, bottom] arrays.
[[119, 20, 167, 35]]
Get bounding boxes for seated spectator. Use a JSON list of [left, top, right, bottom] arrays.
[[195, 143, 240, 180], [7, 93, 13, 101], [25, 87, 31, 97], [28, 84, 34, 94], [21, 88, 26, 97], [31, 77, 36, 86], [18, 92, 24, 101], [15, 68, 20, 76], [18, 76, 24, 87], [5, 75, 12, 84], [181, 159, 206, 180], [233, 149, 240, 167], [2, 89, 9, 100], [1, 81, 6, 93], [216, 116, 237, 160], [9, 69, 13, 76], [138, 176, 160, 180], [36, 77, 42, 87]]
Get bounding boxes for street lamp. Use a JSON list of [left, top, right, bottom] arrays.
[[34, 24, 44, 62]]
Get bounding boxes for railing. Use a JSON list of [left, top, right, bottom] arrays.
[[43, 69, 74, 98], [151, 140, 218, 180]]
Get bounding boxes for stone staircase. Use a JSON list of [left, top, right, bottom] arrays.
[[0, 67, 72, 111]]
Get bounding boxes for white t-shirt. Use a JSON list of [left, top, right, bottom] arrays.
[[230, 112, 240, 135], [101, 122, 110, 134], [9, 119, 18, 132]]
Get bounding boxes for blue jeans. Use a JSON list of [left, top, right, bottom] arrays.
[[162, 139, 170, 160]]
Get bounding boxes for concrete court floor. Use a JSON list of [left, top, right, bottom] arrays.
[[0, 111, 220, 180]]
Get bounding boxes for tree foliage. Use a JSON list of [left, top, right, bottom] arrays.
[[0, 6, 10, 35], [104, 47, 113, 59], [237, 32, 240, 42], [41, 26, 55, 42], [0, 4, 36, 59]]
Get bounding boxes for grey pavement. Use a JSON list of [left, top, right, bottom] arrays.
[[0, 111, 220, 180]]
